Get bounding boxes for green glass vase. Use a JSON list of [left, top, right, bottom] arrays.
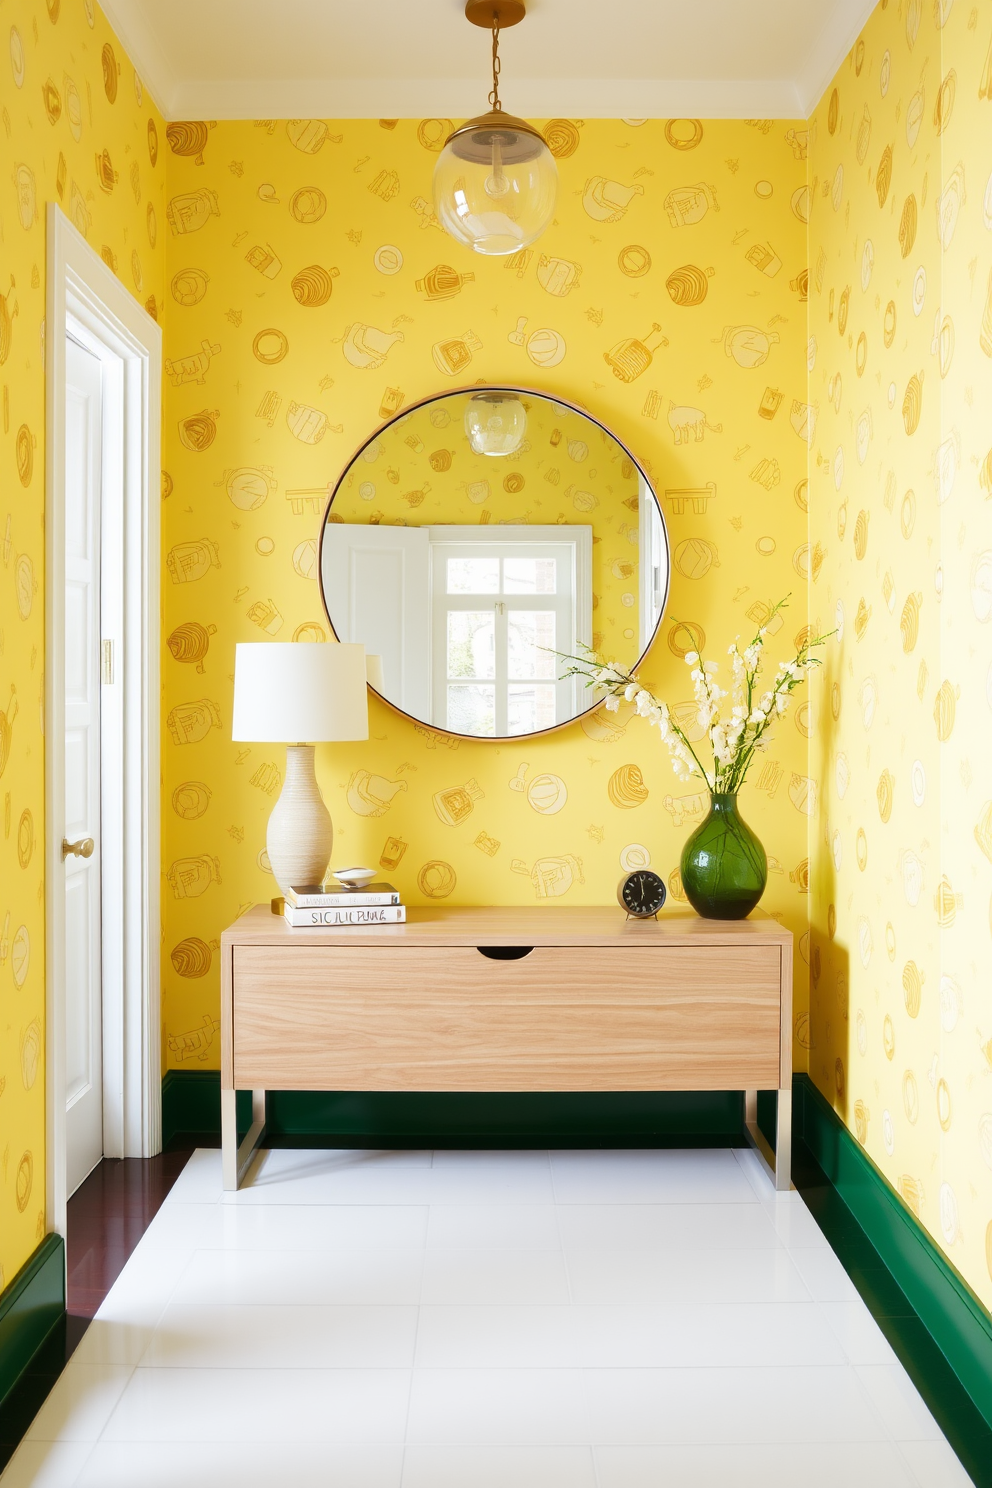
[[680, 792, 767, 920]]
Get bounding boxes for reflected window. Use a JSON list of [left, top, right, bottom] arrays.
[[503, 557, 556, 594], [508, 684, 557, 735], [431, 530, 590, 735], [447, 611, 495, 679], [448, 683, 495, 736], [507, 611, 557, 680], [447, 557, 499, 594]]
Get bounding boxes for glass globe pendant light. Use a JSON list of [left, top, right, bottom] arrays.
[[433, 1, 557, 257], [464, 390, 527, 455]]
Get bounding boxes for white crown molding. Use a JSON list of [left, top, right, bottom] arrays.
[[795, 0, 879, 117], [168, 77, 804, 123], [100, 0, 180, 117], [102, 0, 871, 124]]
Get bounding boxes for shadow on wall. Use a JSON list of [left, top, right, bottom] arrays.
[[809, 647, 850, 1131]]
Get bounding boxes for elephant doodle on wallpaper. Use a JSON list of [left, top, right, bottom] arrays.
[[668, 403, 722, 444]]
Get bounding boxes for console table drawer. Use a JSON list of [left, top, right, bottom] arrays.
[[232, 944, 782, 1091]]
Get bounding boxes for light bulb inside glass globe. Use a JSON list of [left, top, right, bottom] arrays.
[[433, 112, 557, 256], [464, 391, 527, 456]]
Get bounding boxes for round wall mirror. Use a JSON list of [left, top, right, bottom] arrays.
[[318, 387, 670, 740]]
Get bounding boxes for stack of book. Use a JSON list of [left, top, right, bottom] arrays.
[[282, 880, 406, 928]]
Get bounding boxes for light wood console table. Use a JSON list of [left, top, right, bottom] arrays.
[[220, 904, 793, 1191]]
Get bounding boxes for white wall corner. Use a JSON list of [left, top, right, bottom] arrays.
[[795, 0, 881, 118]]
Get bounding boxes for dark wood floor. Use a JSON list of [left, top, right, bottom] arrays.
[[0, 1143, 200, 1471], [66, 1149, 196, 1317]]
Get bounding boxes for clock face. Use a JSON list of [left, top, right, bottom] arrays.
[[618, 869, 667, 917]]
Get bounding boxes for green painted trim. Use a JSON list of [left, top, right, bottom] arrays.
[[161, 1070, 745, 1147], [796, 1073, 992, 1432], [0, 1235, 65, 1410]]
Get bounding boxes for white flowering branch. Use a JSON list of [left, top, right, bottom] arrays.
[[556, 597, 830, 794]]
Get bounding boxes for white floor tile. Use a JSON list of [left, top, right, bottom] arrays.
[[557, 1202, 782, 1250], [855, 1364, 945, 1441], [421, 1248, 570, 1304], [900, 1438, 977, 1487], [426, 1204, 562, 1250], [0, 1440, 93, 1488], [92, 1246, 191, 1322], [429, 1150, 552, 1173], [415, 1301, 846, 1368], [70, 1319, 157, 1367], [198, 1201, 429, 1252], [788, 1245, 863, 1302], [161, 1149, 224, 1205], [24, 1362, 133, 1443], [141, 1303, 418, 1368], [821, 1301, 899, 1365], [401, 1445, 596, 1487], [406, 1364, 889, 1445], [231, 1148, 553, 1206], [8, 1147, 965, 1486], [73, 1441, 403, 1487], [551, 1149, 758, 1205], [101, 1366, 411, 1442], [171, 1246, 424, 1305], [763, 1199, 831, 1249], [131, 1202, 216, 1250], [594, 1441, 919, 1487], [565, 1245, 811, 1304]]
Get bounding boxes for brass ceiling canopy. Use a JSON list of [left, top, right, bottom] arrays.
[[464, 0, 526, 27]]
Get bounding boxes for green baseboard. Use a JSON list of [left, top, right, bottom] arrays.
[[796, 1073, 992, 1433], [161, 1069, 745, 1148], [0, 1235, 65, 1410]]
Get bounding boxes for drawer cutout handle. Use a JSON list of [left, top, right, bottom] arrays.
[[477, 946, 534, 961]]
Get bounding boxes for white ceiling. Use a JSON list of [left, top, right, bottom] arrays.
[[102, 0, 877, 122]]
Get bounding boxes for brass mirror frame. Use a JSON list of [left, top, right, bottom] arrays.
[[316, 384, 671, 743]]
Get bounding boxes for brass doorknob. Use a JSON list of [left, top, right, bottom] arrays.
[[62, 836, 95, 860]]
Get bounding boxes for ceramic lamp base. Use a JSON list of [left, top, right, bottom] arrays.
[[266, 744, 334, 897]]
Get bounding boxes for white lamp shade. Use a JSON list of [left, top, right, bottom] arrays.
[[366, 653, 385, 691], [232, 642, 369, 743]]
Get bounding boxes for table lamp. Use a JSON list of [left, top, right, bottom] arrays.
[[232, 642, 368, 896]]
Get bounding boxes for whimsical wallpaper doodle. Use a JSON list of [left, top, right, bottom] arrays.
[[808, 0, 992, 1310], [160, 115, 812, 1098], [0, 0, 165, 1285]]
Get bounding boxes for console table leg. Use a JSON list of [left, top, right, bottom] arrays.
[[744, 1089, 758, 1128], [743, 1087, 792, 1191], [221, 1088, 267, 1192], [775, 1086, 792, 1192], [221, 1088, 238, 1191]]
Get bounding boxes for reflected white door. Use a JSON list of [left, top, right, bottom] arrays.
[[64, 335, 104, 1197], [322, 524, 430, 716]]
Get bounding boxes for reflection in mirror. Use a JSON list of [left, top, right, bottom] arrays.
[[319, 389, 669, 740]]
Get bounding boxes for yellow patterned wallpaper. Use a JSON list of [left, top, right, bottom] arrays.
[[0, 1, 165, 1283], [809, 0, 992, 1309], [161, 118, 812, 1071]]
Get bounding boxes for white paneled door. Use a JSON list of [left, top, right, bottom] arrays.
[[64, 334, 104, 1197]]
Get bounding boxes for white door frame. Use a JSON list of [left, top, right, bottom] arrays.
[[45, 203, 162, 1236]]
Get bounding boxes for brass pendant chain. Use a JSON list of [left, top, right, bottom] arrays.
[[488, 11, 502, 112]]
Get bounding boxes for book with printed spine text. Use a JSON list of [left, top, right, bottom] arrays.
[[286, 882, 401, 908], [283, 903, 407, 928]]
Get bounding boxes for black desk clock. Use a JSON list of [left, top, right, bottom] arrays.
[[617, 869, 667, 919]]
